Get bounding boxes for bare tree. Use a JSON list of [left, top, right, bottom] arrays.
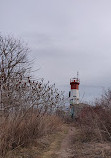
[[0, 35, 29, 113], [95, 89, 111, 109], [0, 34, 65, 157], [0, 34, 65, 116]]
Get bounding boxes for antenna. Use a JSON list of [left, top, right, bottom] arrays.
[[77, 71, 79, 80]]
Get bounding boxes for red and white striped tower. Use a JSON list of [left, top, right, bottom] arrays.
[[69, 72, 80, 105]]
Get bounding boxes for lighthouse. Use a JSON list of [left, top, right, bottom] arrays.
[[69, 72, 80, 118]]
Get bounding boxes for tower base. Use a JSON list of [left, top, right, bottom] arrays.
[[70, 104, 82, 119]]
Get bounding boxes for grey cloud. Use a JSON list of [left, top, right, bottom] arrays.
[[0, 0, 111, 101]]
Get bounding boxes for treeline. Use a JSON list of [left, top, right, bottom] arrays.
[[0, 35, 65, 157]]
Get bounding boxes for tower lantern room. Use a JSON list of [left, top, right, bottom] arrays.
[[70, 78, 80, 90]]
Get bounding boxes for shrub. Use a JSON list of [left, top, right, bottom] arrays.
[[0, 111, 62, 156], [77, 105, 111, 142]]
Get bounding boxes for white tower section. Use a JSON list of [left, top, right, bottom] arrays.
[[69, 76, 80, 105]]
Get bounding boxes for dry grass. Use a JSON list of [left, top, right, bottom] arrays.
[[76, 106, 111, 142], [0, 111, 62, 157], [66, 124, 111, 158], [72, 104, 111, 158], [72, 141, 111, 158]]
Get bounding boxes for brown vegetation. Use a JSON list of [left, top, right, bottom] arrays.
[[0, 113, 62, 157], [77, 91, 111, 142], [0, 34, 65, 157]]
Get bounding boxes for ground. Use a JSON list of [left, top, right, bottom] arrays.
[[41, 124, 111, 158], [5, 124, 111, 158]]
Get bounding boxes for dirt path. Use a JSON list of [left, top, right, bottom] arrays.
[[41, 125, 75, 158], [42, 125, 111, 158], [57, 126, 111, 158], [57, 126, 75, 158]]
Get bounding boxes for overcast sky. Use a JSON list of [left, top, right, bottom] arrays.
[[0, 0, 111, 102]]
